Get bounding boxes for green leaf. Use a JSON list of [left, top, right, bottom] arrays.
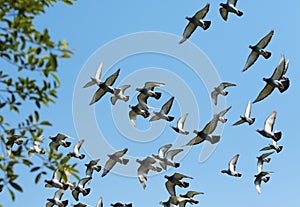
[[60, 156, 70, 165], [22, 159, 33, 167], [9, 182, 23, 192], [30, 166, 40, 172], [39, 121, 52, 126], [8, 188, 15, 201], [35, 172, 42, 184]]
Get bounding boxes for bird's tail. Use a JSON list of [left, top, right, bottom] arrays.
[[95, 166, 102, 172], [236, 10, 243, 16], [174, 162, 180, 168], [263, 177, 270, 183], [83, 188, 91, 196], [263, 51, 272, 59], [122, 158, 129, 165], [80, 154, 85, 160], [249, 118, 255, 125], [154, 92, 162, 100], [62, 200, 68, 207], [274, 131, 282, 141], [65, 142, 71, 148], [167, 116, 175, 122], [202, 21, 211, 30], [264, 158, 271, 163], [182, 181, 190, 188], [124, 96, 130, 102], [276, 146, 283, 153]]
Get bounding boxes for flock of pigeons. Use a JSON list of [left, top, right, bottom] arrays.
[[14, 0, 289, 207]]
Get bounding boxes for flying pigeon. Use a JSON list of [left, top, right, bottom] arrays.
[[215, 106, 232, 123], [136, 156, 162, 189], [28, 135, 46, 157], [253, 55, 286, 103], [257, 152, 274, 173], [233, 101, 255, 126], [46, 189, 68, 207], [128, 102, 150, 127], [179, 3, 211, 44], [111, 84, 131, 105], [170, 113, 189, 135], [72, 177, 91, 201], [211, 82, 236, 105], [152, 144, 183, 170], [243, 30, 274, 72], [219, 0, 243, 21], [102, 148, 129, 177], [136, 81, 165, 100], [68, 139, 85, 159], [165, 173, 193, 196], [44, 170, 69, 190], [85, 159, 101, 178], [150, 96, 175, 122], [256, 111, 282, 141], [254, 171, 273, 194], [260, 140, 283, 153], [49, 133, 71, 151], [221, 154, 242, 177]]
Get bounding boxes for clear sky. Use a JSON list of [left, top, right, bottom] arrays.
[[2, 0, 300, 206]]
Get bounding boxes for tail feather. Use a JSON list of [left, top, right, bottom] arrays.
[[264, 158, 271, 163], [174, 162, 180, 168], [80, 154, 85, 159], [249, 118, 255, 125], [274, 131, 282, 141], [167, 116, 175, 122], [62, 200, 68, 207], [276, 146, 283, 153], [83, 188, 91, 196], [124, 96, 129, 102], [154, 92, 162, 100], [182, 181, 189, 188], [263, 51, 272, 59], [65, 142, 71, 148], [95, 166, 101, 172], [122, 158, 129, 165], [202, 21, 211, 30], [236, 10, 243, 16]]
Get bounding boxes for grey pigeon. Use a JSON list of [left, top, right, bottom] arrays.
[[68, 139, 85, 159], [46, 189, 68, 207], [111, 84, 131, 105], [152, 144, 183, 170], [165, 173, 193, 196], [49, 133, 71, 151], [150, 96, 175, 122], [72, 177, 91, 201], [211, 82, 236, 105], [219, 0, 243, 21], [102, 148, 129, 177], [254, 171, 273, 194], [257, 152, 274, 173]]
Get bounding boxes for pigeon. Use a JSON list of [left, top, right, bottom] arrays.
[[49, 133, 71, 151], [257, 152, 274, 173], [185, 115, 220, 146], [243, 30, 274, 72], [28, 135, 46, 157], [179, 3, 211, 44], [219, 0, 243, 21], [260, 140, 283, 153], [136, 81, 165, 100], [253, 55, 286, 103], [160, 196, 198, 207], [233, 101, 255, 126], [102, 148, 129, 177], [211, 82, 236, 105], [71, 203, 89, 207], [136, 156, 162, 189], [150, 96, 175, 122], [68, 139, 85, 159], [72, 177, 91, 201], [85, 159, 101, 178], [215, 106, 232, 123], [129, 102, 150, 127], [254, 171, 273, 194], [111, 84, 131, 105], [111, 202, 132, 207], [179, 191, 204, 207], [87, 64, 120, 105], [46, 189, 68, 207], [152, 144, 183, 170], [221, 154, 242, 177], [165, 173, 193, 196], [170, 113, 189, 135], [256, 111, 282, 141], [44, 170, 69, 190], [96, 197, 103, 207]]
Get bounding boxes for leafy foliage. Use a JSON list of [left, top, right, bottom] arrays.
[[0, 0, 78, 204]]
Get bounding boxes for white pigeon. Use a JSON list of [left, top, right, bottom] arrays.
[[171, 113, 189, 135]]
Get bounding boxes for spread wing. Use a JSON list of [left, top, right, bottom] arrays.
[[89, 88, 107, 105], [245, 101, 252, 118], [158, 144, 172, 158], [180, 22, 197, 44], [194, 3, 210, 19], [104, 68, 120, 86], [253, 84, 275, 104], [243, 51, 259, 72], [185, 135, 205, 146], [74, 139, 84, 154], [72, 189, 80, 201], [144, 81, 165, 89], [114, 148, 128, 157], [161, 97, 174, 114], [186, 191, 204, 198], [102, 158, 117, 177], [264, 111, 276, 133], [119, 84, 131, 92], [178, 113, 188, 130], [219, 7, 228, 21], [228, 0, 238, 6], [173, 172, 193, 179], [166, 149, 183, 160], [220, 82, 236, 89], [229, 154, 239, 172], [257, 30, 274, 49], [96, 197, 103, 207], [232, 119, 245, 126], [129, 110, 137, 127], [270, 54, 285, 80], [165, 181, 176, 196], [218, 106, 232, 117]]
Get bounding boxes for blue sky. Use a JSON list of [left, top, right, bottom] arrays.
[[2, 0, 300, 206]]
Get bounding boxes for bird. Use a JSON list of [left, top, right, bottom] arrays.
[[219, 0, 243, 21], [46, 189, 68, 207], [28, 135, 46, 157], [184, 115, 220, 146], [85, 159, 101, 178], [253, 55, 287, 103], [129, 102, 150, 127], [72, 177, 91, 201], [111, 202, 132, 207], [256, 111, 282, 141], [110, 84, 131, 105], [165, 172, 193, 196], [254, 171, 273, 194], [233, 101, 255, 126], [96, 197, 103, 207], [71, 203, 89, 207], [221, 154, 242, 177], [160, 196, 198, 207], [136, 81, 165, 100], [83, 63, 119, 104], [179, 191, 204, 207], [257, 152, 274, 173], [136, 156, 162, 189], [152, 144, 183, 170], [44, 170, 69, 190], [260, 140, 283, 153], [68, 139, 85, 159], [215, 106, 232, 123], [211, 82, 236, 105], [179, 3, 211, 44], [243, 30, 274, 72], [49, 133, 71, 151], [102, 148, 129, 177], [150, 96, 175, 122], [170, 113, 189, 135]]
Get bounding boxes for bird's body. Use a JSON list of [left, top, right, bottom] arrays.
[[136, 81, 165, 100], [49, 133, 71, 151], [85, 159, 101, 178], [254, 171, 272, 194], [152, 144, 183, 170], [129, 102, 150, 127]]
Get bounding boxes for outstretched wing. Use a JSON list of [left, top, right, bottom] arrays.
[[253, 84, 275, 104], [257, 30, 274, 49], [219, 7, 228, 21], [264, 111, 276, 133], [104, 68, 120, 86], [229, 154, 239, 172], [161, 97, 174, 114], [89, 88, 107, 105], [194, 3, 210, 19]]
